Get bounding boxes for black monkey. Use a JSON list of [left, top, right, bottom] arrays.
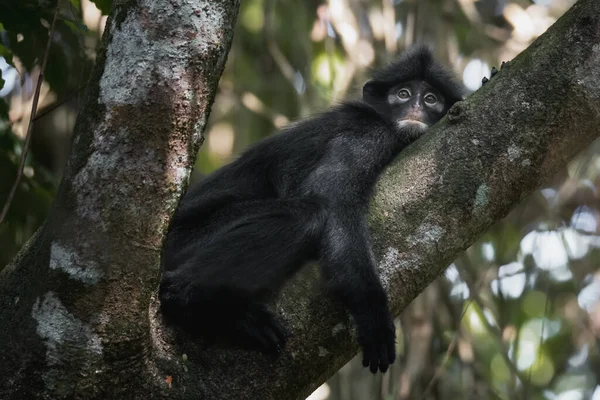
[[159, 45, 464, 373]]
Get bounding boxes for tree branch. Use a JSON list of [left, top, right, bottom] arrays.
[[1, 0, 600, 399], [0, 0, 240, 398], [0, 1, 60, 224]]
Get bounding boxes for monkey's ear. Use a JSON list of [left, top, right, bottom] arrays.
[[362, 80, 381, 104]]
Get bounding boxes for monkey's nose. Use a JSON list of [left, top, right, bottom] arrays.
[[405, 107, 425, 122]]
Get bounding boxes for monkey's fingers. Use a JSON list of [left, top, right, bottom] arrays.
[[234, 303, 287, 353], [254, 304, 288, 341], [368, 351, 379, 374], [262, 326, 284, 353], [378, 346, 390, 373], [380, 320, 396, 372], [388, 341, 396, 365], [361, 334, 395, 372], [361, 340, 381, 373], [362, 346, 374, 368], [381, 337, 396, 373], [482, 62, 507, 86], [490, 66, 499, 78], [259, 315, 287, 352], [237, 320, 284, 353]]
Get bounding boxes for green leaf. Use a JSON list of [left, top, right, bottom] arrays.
[[61, 17, 89, 35], [89, 0, 112, 15], [69, 0, 81, 8]]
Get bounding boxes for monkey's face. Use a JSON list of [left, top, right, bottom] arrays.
[[385, 80, 447, 131], [363, 79, 448, 136]]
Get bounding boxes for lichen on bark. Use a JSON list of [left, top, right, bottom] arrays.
[[1, 0, 600, 399]]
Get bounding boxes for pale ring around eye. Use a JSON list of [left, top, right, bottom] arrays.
[[424, 93, 437, 104], [397, 89, 411, 99]]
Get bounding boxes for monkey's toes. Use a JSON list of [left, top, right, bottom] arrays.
[[236, 303, 287, 353]]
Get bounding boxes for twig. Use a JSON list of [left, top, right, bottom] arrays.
[[239, 91, 289, 128], [382, 0, 397, 54], [0, 1, 60, 225], [33, 82, 88, 122], [264, 0, 301, 96], [459, 259, 529, 397], [419, 295, 470, 399], [421, 189, 538, 398], [420, 264, 506, 399]]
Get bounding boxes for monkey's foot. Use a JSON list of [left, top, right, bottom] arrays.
[[235, 302, 287, 353]]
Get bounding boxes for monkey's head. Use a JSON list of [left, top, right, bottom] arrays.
[[363, 45, 464, 135]]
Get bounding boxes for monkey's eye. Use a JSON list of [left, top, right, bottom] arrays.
[[424, 94, 437, 104], [397, 89, 411, 99]]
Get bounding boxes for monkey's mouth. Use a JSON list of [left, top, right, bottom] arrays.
[[397, 119, 428, 130]]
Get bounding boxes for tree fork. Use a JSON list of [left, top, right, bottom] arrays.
[[1, 0, 600, 399]]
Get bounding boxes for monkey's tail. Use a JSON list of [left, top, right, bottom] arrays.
[[159, 197, 328, 309]]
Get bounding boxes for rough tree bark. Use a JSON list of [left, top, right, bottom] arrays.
[[1, 0, 600, 399], [0, 0, 241, 398]]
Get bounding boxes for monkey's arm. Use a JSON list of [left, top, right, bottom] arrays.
[[320, 206, 396, 373], [300, 123, 401, 373]]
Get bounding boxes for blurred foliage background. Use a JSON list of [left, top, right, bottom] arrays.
[[2, 0, 600, 399]]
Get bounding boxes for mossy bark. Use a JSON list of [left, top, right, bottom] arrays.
[[0, 0, 240, 398], [1, 0, 600, 399]]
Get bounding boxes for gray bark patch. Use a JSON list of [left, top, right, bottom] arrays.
[[49, 242, 102, 284], [32, 292, 103, 366]]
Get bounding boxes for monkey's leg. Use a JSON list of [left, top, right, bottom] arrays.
[[159, 197, 327, 352], [320, 210, 396, 373]]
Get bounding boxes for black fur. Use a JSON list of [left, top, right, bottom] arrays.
[[159, 45, 464, 373], [366, 47, 464, 106]]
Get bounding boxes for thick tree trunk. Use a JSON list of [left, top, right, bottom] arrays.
[[1, 0, 600, 399], [0, 0, 240, 398]]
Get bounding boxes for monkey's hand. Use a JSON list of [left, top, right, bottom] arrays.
[[355, 293, 396, 373], [481, 61, 507, 86]]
